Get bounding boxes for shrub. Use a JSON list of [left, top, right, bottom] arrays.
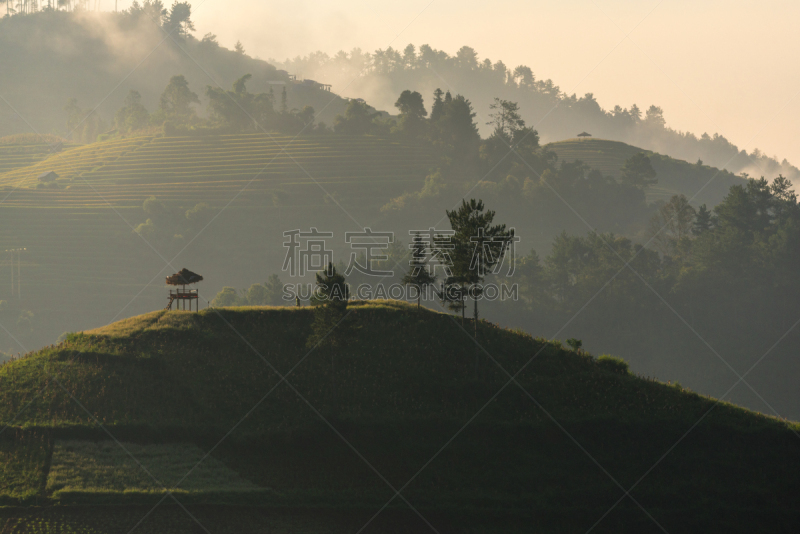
[[211, 287, 244, 307], [597, 354, 629, 375]]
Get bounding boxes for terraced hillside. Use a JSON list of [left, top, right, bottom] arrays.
[[0, 134, 438, 352], [0, 134, 436, 194], [0, 141, 78, 175], [0, 303, 797, 532], [546, 138, 645, 177], [546, 137, 744, 205]]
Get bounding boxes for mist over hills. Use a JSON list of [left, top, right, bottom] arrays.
[[1, 6, 800, 532], [1, 7, 799, 427], [0, 9, 798, 186], [0, 10, 349, 139], [275, 45, 800, 183]]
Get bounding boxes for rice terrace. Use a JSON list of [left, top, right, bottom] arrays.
[[1, 2, 800, 533]]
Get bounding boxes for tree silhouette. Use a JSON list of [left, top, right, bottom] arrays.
[[402, 232, 436, 309], [394, 90, 427, 138], [445, 199, 514, 343], [155, 75, 199, 125], [165, 1, 194, 38], [307, 262, 350, 350], [620, 152, 657, 188]]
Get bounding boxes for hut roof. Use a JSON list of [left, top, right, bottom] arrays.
[[166, 268, 204, 286], [577, 132, 592, 137], [37, 171, 58, 182]]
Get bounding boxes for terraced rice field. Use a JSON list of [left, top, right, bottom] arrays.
[[0, 137, 151, 187], [545, 137, 730, 203], [0, 143, 77, 174], [545, 138, 648, 177], [0, 134, 437, 346], [0, 134, 436, 195]]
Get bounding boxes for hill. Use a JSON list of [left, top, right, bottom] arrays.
[[546, 137, 745, 206], [0, 302, 798, 532]]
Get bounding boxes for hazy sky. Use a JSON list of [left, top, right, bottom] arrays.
[[115, 0, 800, 167]]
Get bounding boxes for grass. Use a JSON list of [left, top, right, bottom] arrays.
[[46, 440, 264, 503], [0, 136, 78, 174], [0, 303, 798, 530], [3, 301, 788, 432], [0, 430, 49, 504], [546, 138, 645, 177]]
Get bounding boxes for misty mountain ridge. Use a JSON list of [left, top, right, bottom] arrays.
[[0, 8, 797, 186], [275, 44, 800, 182]]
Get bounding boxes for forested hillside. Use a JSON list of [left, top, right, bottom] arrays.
[[277, 45, 800, 181], [0, 7, 797, 184], [0, 7, 349, 141]]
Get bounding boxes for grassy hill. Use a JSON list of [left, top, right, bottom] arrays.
[[546, 137, 745, 205], [0, 302, 797, 532]]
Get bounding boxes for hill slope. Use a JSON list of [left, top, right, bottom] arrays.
[[0, 133, 436, 356], [0, 134, 436, 192], [0, 302, 797, 532], [547, 137, 745, 205]]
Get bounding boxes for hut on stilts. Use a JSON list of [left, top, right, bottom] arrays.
[[165, 268, 204, 311]]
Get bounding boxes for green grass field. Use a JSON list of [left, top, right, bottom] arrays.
[[46, 440, 265, 503], [0, 302, 797, 532], [0, 138, 79, 175], [0, 430, 49, 504]]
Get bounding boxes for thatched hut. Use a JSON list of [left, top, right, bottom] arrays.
[[166, 268, 204, 286], [165, 268, 204, 311], [577, 132, 592, 138]]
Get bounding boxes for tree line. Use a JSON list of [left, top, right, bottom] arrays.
[[276, 44, 799, 182]]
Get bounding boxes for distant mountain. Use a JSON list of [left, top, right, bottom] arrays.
[[276, 45, 800, 182], [1, 11, 796, 188], [0, 11, 349, 141]]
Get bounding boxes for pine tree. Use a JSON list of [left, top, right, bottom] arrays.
[[307, 262, 350, 350], [401, 233, 436, 309], [692, 204, 714, 235], [430, 88, 444, 122], [445, 199, 514, 344], [307, 262, 351, 414]]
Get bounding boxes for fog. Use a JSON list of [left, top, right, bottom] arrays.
[[104, 0, 800, 181]]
